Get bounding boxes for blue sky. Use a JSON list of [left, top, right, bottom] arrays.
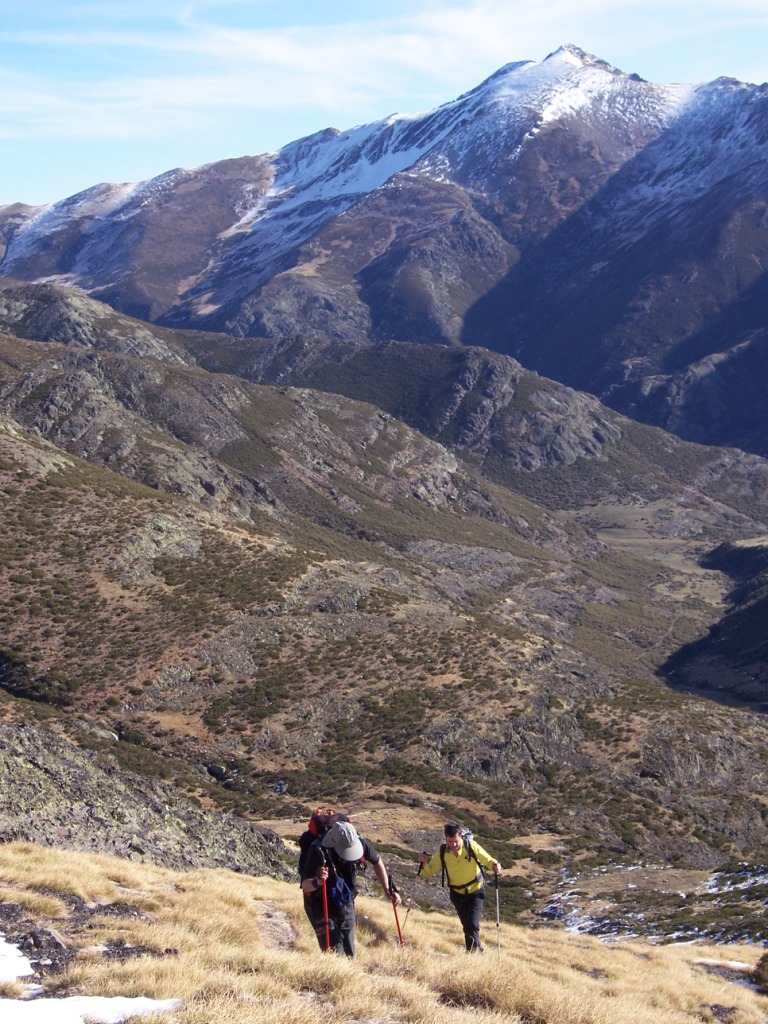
[[2, 0, 767, 207]]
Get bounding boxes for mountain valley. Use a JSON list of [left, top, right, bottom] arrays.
[[0, 45, 768, 942], [1, 291, 768, 935]]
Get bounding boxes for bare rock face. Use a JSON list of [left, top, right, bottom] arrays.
[[228, 338, 628, 483], [0, 279, 191, 363], [0, 721, 289, 876], [604, 329, 768, 454]]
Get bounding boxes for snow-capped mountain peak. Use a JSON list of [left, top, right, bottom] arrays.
[[182, 46, 693, 312], [0, 44, 765, 359]]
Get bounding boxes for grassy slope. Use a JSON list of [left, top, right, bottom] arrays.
[[1, 841, 767, 1024]]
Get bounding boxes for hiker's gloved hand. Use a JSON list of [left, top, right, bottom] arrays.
[[418, 851, 429, 866]]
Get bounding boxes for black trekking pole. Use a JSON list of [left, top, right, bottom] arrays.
[[401, 855, 425, 936], [389, 876, 404, 947], [494, 870, 501, 962]]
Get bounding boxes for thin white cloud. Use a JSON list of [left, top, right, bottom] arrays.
[[3, 0, 767, 127]]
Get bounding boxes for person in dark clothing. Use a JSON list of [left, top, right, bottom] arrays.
[[297, 808, 349, 879], [300, 819, 400, 956]]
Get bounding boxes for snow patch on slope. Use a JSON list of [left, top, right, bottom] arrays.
[[0, 934, 180, 1024], [585, 78, 768, 251]]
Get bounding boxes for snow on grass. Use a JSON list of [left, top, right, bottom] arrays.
[[0, 935, 180, 1024]]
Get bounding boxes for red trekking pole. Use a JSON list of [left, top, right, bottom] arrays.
[[320, 851, 331, 951], [389, 877, 404, 947]]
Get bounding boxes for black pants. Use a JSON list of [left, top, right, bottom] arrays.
[[303, 893, 357, 956], [449, 888, 485, 951]]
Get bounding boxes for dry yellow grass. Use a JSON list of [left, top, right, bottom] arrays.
[[1, 842, 766, 1024], [0, 885, 69, 919]]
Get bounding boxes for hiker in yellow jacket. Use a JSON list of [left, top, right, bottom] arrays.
[[419, 823, 501, 952]]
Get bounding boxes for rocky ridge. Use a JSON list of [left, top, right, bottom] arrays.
[[0, 721, 288, 876]]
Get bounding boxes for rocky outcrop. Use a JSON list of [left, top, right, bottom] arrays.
[[0, 279, 191, 363], [0, 721, 289, 876], [605, 330, 768, 455]]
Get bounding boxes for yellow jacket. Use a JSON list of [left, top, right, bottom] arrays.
[[421, 838, 496, 895]]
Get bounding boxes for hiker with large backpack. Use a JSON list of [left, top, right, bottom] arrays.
[[419, 822, 501, 953], [299, 813, 401, 957]]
